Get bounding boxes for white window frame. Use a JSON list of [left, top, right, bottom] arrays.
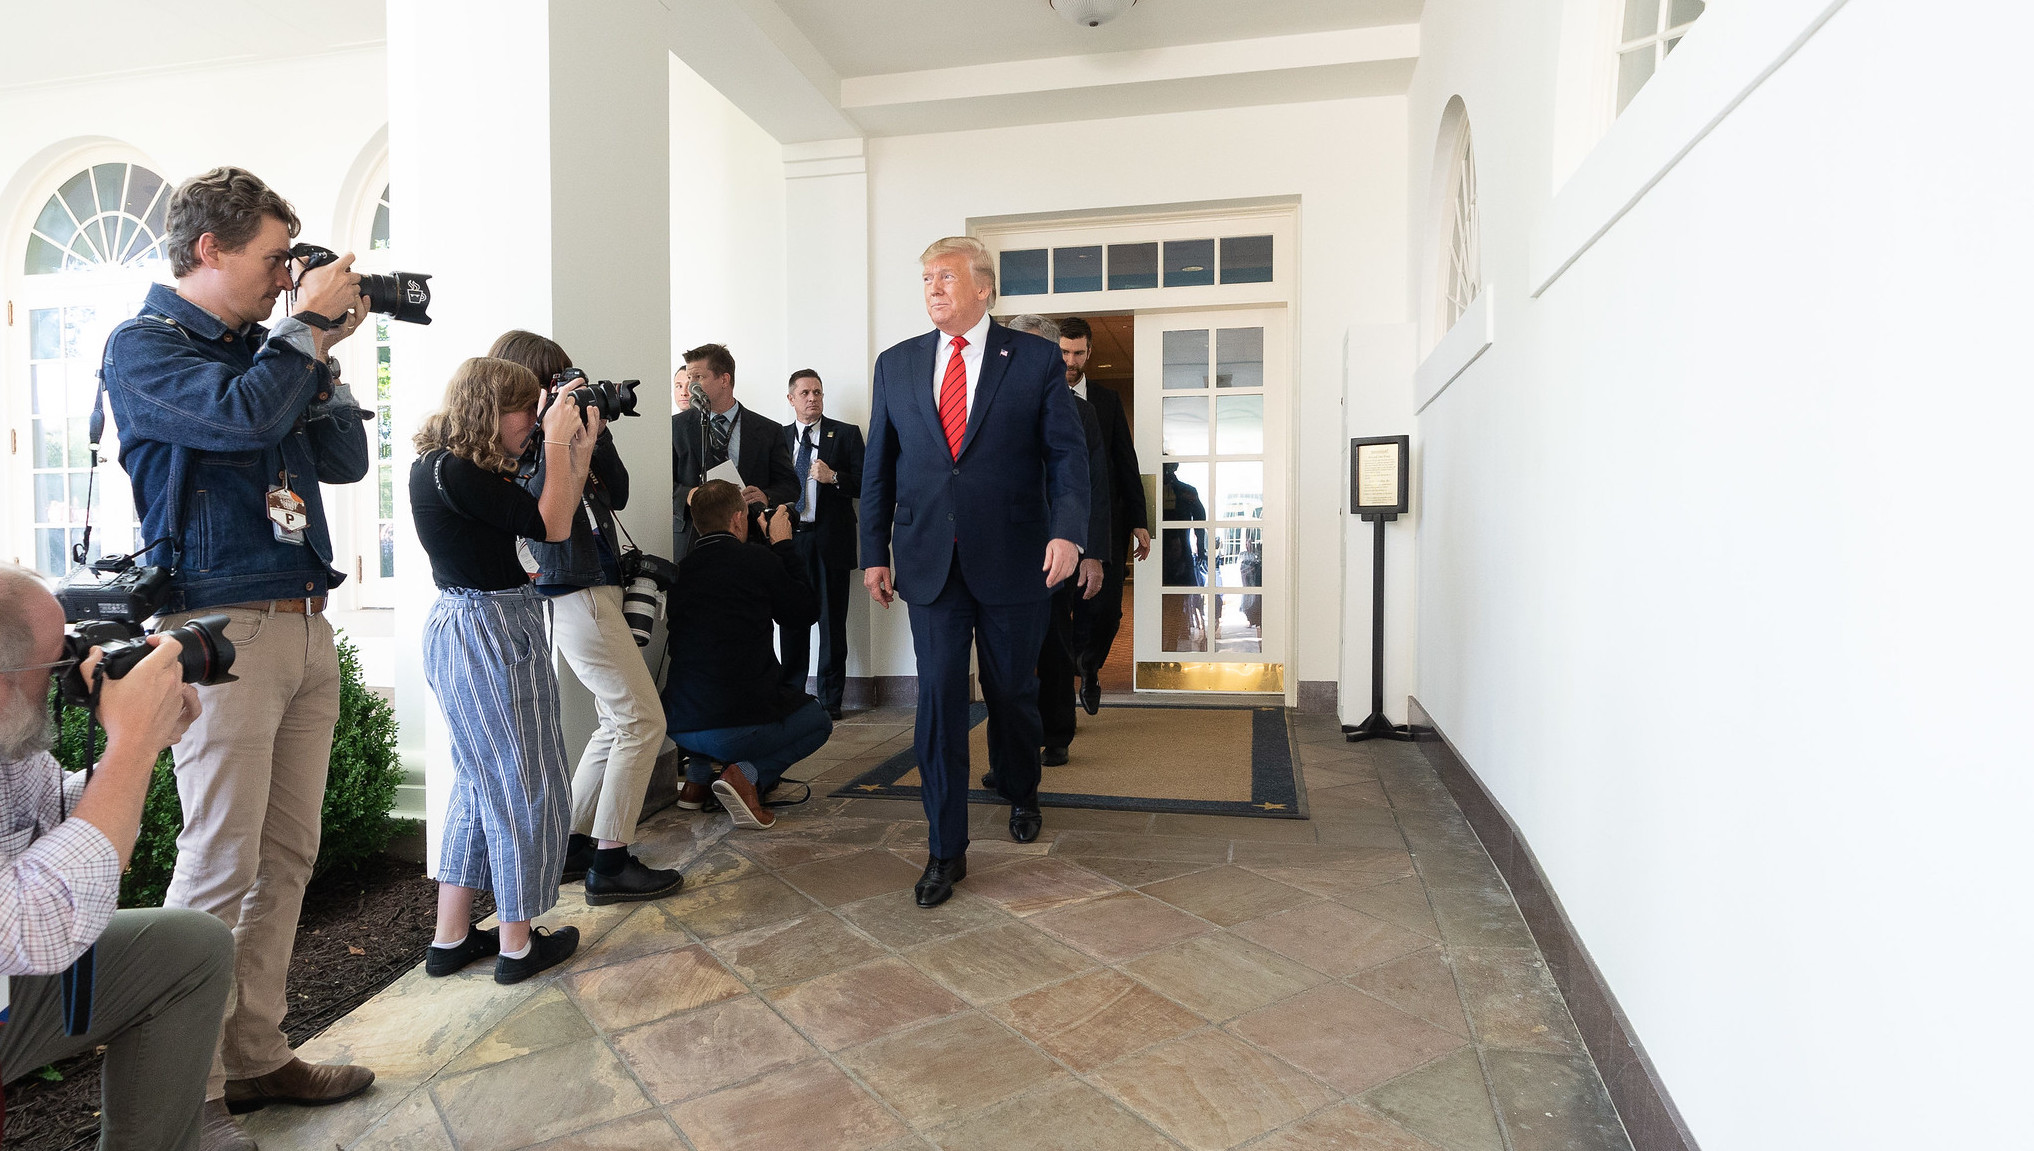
[[5, 147, 173, 575], [328, 162, 398, 609], [1615, 0, 1707, 116]]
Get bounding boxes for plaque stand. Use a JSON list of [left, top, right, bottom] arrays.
[[1343, 512, 1420, 743]]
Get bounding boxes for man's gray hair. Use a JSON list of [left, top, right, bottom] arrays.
[[1005, 315, 1060, 341], [920, 236, 998, 307], [0, 562, 56, 761]]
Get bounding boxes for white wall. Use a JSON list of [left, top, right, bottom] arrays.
[[865, 98, 1411, 691], [1410, 2, 2034, 1147], [669, 56, 788, 417]]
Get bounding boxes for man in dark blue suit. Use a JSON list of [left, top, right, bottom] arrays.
[[861, 237, 1090, 907]]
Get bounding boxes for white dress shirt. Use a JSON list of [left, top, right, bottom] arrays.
[[1072, 377, 1089, 402], [929, 312, 993, 418], [708, 400, 744, 468], [792, 417, 822, 523]]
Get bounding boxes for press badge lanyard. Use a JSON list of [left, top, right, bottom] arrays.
[[268, 461, 309, 546]]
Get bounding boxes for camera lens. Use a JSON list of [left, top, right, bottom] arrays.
[[360, 271, 433, 325]]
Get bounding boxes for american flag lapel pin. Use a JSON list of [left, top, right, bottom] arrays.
[[1000, 349, 1009, 356]]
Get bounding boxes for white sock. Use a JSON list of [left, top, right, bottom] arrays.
[[502, 941, 533, 960], [431, 933, 468, 950]]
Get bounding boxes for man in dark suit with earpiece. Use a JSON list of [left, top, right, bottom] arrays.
[[779, 369, 864, 721]]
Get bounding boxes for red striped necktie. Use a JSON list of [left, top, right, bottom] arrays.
[[938, 335, 968, 458]]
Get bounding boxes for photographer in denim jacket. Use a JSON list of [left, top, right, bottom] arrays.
[[98, 167, 374, 1151], [490, 331, 680, 906]]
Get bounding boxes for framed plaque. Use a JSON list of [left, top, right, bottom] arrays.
[[1350, 435, 1409, 517]]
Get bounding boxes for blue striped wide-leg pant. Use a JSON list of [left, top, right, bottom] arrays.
[[423, 586, 571, 924]]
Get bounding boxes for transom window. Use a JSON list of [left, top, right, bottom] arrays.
[[1442, 123, 1481, 332], [1617, 0, 1706, 114], [1000, 234, 1274, 298], [24, 162, 170, 274]]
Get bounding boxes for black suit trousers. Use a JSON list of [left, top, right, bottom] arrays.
[[1074, 559, 1128, 675], [1038, 583, 1082, 749], [780, 530, 851, 709]]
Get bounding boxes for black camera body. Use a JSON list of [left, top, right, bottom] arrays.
[[53, 554, 237, 707], [551, 368, 641, 424], [291, 243, 433, 325]]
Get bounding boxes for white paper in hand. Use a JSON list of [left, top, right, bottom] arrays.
[[705, 458, 744, 488]]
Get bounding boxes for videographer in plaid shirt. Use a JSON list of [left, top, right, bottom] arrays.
[[0, 561, 232, 1150]]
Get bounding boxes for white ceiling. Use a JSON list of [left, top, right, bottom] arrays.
[[774, 0, 1422, 79], [0, 1, 385, 92]]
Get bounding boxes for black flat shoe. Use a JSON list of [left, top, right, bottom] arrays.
[[827, 706, 844, 721], [494, 926, 580, 984], [1041, 745, 1069, 767], [1010, 801, 1043, 844], [585, 856, 686, 905], [1080, 675, 1101, 716], [915, 854, 967, 907], [558, 833, 597, 884], [424, 927, 500, 977]]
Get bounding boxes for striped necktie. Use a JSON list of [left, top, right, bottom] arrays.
[[938, 336, 968, 458]]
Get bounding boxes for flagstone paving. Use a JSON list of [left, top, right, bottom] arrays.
[[243, 708, 1632, 1151]]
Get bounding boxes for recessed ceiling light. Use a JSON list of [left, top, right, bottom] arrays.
[[1050, 0, 1137, 29]]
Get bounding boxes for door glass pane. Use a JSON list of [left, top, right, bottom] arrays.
[[1212, 595, 1263, 652], [1617, 47, 1656, 112], [1161, 463, 1209, 521], [1162, 397, 1208, 456], [1623, 0, 1661, 40], [1214, 461, 1263, 520], [1108, 242, 1158, 290], [34, 420, 62, 467], [30, 308, 60, 358], [1220, 235, 1274, 284], [67, 418, 89, 466], [1669, 0, 1704, 26], [36, 474, 66, 523], [1215, 328, 1263, 388], [1214, 395, 1262, 455], [1163, 239, 1215, 287], [1053, 245, 1103, 293], [999, 249, 1048, 296], [1210, 527, 1263, 587], [1161, 530, 1210, 587], [1161, 593, 1209, 652], [379, 523, 395, 578], [38, 529, 66, 574], [1162, 329, 1209, 390]]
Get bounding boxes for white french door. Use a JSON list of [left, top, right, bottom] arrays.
[[1131, 307, 1288, 694]]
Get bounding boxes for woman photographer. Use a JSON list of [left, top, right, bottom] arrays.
[[488, 330, 680, 905], [409, 356, 602, 983]]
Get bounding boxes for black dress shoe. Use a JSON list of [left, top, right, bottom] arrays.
[[424, 927, 500, 977], [914, 855, 967, 907], [1041, 745, 1069, 767], [494, 926, 580, 985], [1080, 675, 1101, 715], [584, 856, 686, 905], [1010, 801, 1043, 844], [558, 832, 597, 884], [827, 705, 844, 721], [980, 771, 999, 791]]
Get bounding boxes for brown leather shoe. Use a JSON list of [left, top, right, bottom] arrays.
[[223, 1056, 374, 1112], [676, 779, 712, 810], [712, 768, 776, 829], [200, 1099, 257, 1151]]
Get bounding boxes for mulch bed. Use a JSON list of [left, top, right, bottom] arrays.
[[5, 855, 490, 1151]]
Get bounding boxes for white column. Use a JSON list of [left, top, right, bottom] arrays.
[[387, 0, 671, 869], [782, 139, 878, 687]]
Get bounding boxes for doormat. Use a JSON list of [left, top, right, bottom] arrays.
[[831, 703, 1305, 819]]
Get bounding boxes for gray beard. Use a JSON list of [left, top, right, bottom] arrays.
[[0, 704, 57, 763]]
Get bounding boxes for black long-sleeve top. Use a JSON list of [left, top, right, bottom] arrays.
[[662, 531, 818, 730]]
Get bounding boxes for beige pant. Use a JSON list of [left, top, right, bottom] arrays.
[[160, 604, 340, 1100], [552, 585, 666, 842]]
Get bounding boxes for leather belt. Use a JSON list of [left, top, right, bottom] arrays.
[[232, 597, 327, 615]]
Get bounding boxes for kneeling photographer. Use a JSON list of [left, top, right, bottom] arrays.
[[0, 563, 232, 1150], [489, 331, 679, 906], [97, 166, 378, 1147]]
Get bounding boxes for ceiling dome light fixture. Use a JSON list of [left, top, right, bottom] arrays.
[[1050, 0, 1137, 29]]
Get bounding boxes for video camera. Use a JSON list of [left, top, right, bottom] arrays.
[[549, 368, 641, 424], [53, 554, 238, 707], [290, 243, 434, 325]]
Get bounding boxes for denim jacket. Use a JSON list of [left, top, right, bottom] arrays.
[[521, 429, 630, 589], [100, 283, 371, 612]]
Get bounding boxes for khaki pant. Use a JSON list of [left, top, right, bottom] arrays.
[[552, 585, 666, 843], [160, 604, 340, 1100]]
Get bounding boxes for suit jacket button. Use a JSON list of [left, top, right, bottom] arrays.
[[951, 467, 959, 476], [947, 513, 954, 521]]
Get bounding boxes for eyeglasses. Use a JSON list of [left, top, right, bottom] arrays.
[[0, 658, 78, 676]]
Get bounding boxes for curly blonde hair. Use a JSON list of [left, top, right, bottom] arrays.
[[413, 357, 541, 474]]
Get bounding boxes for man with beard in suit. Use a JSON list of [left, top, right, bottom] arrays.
[[1059, 316, 1151, 714]]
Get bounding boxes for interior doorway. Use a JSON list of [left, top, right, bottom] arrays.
[[1044, 311, 1137, 693]]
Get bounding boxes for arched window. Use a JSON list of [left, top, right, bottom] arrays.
[[23, 162, 170, 274], [1442, 122, 1482, 332], [1617, 0, 1706, 114], [17, 161, 170, 574]]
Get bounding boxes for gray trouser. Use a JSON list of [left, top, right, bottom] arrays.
[[0, 908, 234, 1151]]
